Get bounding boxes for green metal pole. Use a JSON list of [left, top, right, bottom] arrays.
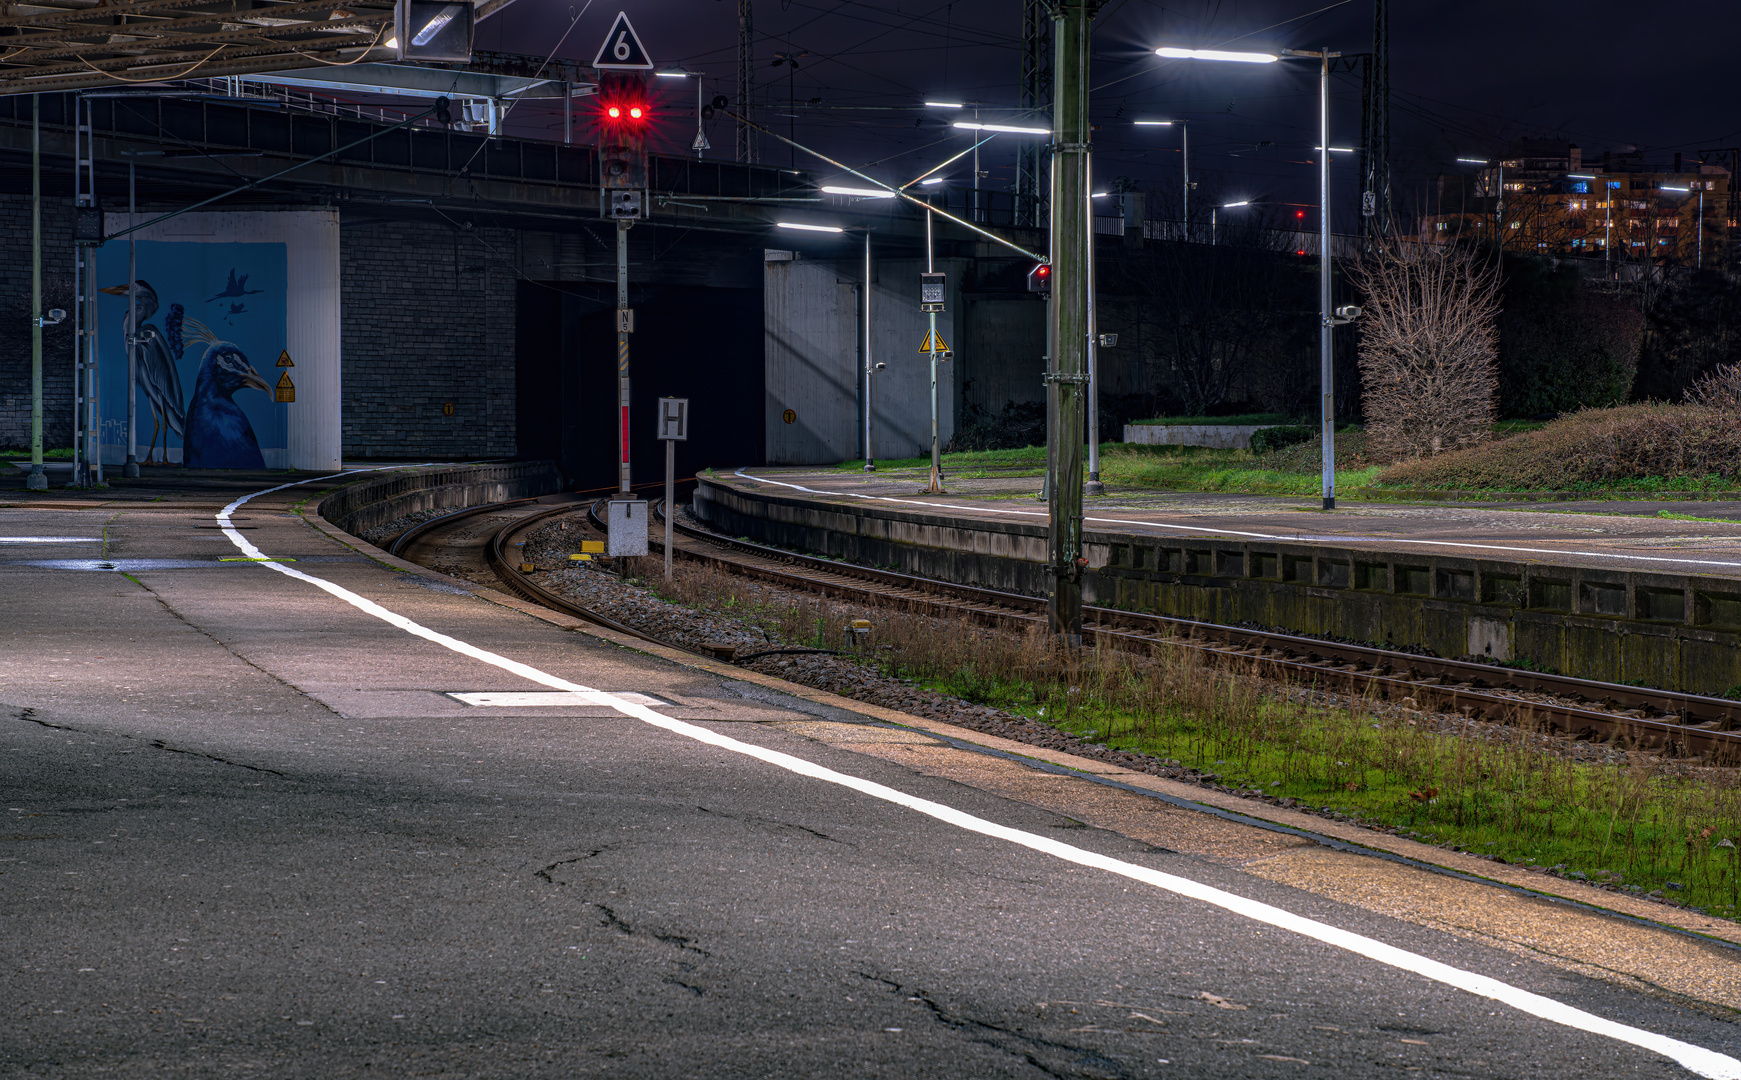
[[1045, 0, 1093, 644], [27, 94, 46, 492]]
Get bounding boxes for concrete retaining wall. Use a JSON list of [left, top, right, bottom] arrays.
[[318, 460, 560, 537], [696, 475, 1741, 696], [1123, 424, 1279, 449]]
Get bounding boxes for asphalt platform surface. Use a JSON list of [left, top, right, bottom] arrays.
[[726, 465, 1741, 581], [1, 466, 1737, 1078]]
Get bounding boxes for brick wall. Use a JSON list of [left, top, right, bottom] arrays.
[[0, 193, 77, 450], [339, 215, 519, 459]]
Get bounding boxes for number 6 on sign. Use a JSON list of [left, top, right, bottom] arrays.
[[592, 11, 653, 70]]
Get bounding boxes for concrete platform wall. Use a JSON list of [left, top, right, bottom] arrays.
[[696, 476, 1741, 696], [764, 252, 963, 464], [318, 459, 560, 537]]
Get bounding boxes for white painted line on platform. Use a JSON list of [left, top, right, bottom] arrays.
[[448, 690, 668, 708], [214, 473, 1741, 1080], [0, 536, 102, 543], [736, 470, 1741, 574]]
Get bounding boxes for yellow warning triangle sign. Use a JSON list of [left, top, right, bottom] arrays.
[[276, 349, 295, 368], [919, 329, 950, 353], [274, 370, 296, 403]]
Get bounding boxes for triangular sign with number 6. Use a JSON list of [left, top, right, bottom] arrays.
[[592, 11, 652, 70]]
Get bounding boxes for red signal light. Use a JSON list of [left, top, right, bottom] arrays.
[[1295, 210, 1306, 219], [629, 106, 644, 119], [608, 105, 622, 119]]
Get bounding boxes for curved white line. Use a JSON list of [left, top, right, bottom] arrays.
[[734, 469, 1741, 573], [218, 473, 1740, 1079]]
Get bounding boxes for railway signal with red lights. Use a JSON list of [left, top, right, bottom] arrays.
[[597, 74, 653, 216], [1027, 262, 1052, 294]]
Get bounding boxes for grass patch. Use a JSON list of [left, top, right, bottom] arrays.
[[0, 447, 73, 460], [647, 561, 1741, 919]]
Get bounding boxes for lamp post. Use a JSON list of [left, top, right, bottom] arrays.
[[656, 69, 710, 157], [1157, 43, 1341, 508], [778, 211, 888, 473], [1281, 47, 1341, 511], [1663, 185, 1700, 268], [1211, 199, 1250, 245], [1134, 119, 1187, 238], [1457, 156, 1504, 271]]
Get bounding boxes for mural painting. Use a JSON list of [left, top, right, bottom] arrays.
[[97, 241, 287, 469]]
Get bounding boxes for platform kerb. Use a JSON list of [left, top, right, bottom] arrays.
[[698, 474, 1741, 696]]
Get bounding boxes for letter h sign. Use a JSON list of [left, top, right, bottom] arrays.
[[657, 397, 688, 441]]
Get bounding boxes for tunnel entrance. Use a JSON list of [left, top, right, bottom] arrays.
[[516, 281, 765, 495]]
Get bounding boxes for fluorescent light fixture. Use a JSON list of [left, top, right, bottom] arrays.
[[924, 101, 965, 108], [1314, 146, 1357, 153], [656, 70, 692, 78], [1567, 173, 1596, 178], [954, 121, 1050, 136], [1133, 120, 1174, 126], [1221, 200, 1250, 208], [821, 185, 898, 198], [1456, 157, 1488, 164], [919, 177, 946, 185], [1663, 185, 1690, 192], [776, 222, 845, 233], [1091, 191, 1110, 198], [412, 4, 462, 46], [1155, 46, 1277, 63]]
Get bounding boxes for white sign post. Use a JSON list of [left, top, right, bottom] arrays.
[[656, 397, 688, 580]]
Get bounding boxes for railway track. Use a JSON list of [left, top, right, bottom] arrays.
[[386, 494, 1741, 760]]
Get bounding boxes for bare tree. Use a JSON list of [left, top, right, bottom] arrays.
[[1351, 243, 1502, 458]]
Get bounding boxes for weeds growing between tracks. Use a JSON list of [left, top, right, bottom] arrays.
[[642, 559, 1741, 920]]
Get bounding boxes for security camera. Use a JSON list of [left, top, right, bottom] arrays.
[[874, 362, 886, 371], [36, 308, 66, 327], [1097, 333, 1118, 347], [1335, 304, 1362, 320]]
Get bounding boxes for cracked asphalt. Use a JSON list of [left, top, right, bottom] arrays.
[[2, 471, 1737, 1077]]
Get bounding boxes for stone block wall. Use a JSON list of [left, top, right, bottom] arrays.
[[0, 193, 77, 450], [339, 215, 519, 459]]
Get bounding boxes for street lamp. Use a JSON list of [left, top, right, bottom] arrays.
[[1211, 199, 1250, 245], [656, 69, 710, 157], [1457, 156, 1504, 267], [1662, 184, 1703, 268], [1157, 42, 1344, 509], [772, 221, 881, 472], [1134, 120, 1189, 239], [926, 100, 988, 220]]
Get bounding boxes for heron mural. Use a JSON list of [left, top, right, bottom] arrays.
[[98, 240, 288, 469], [97, 279, 185, 464]]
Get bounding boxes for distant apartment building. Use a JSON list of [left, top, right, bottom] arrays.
[[1421, 139, 1733, 269]]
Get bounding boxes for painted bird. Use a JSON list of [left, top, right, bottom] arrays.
[[207, 268, 263, 303], [180, 317, 271, 470], [99, 279, 185, 464]]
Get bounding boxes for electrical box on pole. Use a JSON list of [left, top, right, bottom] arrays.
[[919, 272, 946, 312]]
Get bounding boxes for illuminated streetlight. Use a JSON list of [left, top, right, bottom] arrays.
[[1155, 46, 1277, 63], [953, 121, 1050, 136], [822, 185, 898, 198], [1211, 199, 1251, 245]]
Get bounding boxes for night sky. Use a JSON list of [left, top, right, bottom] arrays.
[[475, 0, 1741, 223]]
